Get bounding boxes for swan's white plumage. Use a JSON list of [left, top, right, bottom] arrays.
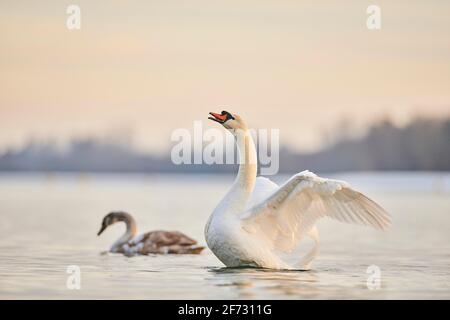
[[245, 177, 279, 210], [241, 170, 390, 255], [205, 112, 391, 270]]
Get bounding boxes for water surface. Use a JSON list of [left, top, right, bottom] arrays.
[[0, 172, 449, 299]]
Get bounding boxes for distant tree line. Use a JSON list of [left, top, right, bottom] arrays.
[[280, 117, 450, 172], [0, 117, 448, 173]]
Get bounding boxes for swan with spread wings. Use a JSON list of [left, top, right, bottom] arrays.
[[205, 111, 391, 270]]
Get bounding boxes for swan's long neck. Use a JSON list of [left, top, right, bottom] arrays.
[[218, 129, 257, 215], [235, 129, 257, 195], [111, 215, 137, 251]]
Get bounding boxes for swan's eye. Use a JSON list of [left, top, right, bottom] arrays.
[[221, 111, 235, 121]]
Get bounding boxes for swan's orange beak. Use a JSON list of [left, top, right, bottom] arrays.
[[208, 112, 227, 123]]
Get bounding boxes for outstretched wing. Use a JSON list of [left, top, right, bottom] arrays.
[[241, 171, 391, 253]]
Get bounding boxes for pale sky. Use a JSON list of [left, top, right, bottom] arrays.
[[1, 0, 449, 153]]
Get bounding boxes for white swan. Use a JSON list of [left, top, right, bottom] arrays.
[[205, 111, 391, 270]]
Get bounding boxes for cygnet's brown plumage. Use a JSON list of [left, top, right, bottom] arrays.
[[98, 211, 204, 255]]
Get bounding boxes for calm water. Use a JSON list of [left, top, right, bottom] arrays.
[[0, 172, 449, 299]]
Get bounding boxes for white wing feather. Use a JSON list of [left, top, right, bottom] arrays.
[[241, 171, 391, 253]]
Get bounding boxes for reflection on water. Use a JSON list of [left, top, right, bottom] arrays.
[[0, 172, 449, 299], [207, 267, 319, 299]]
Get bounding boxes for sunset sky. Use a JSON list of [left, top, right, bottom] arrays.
[[1, 0, 449, 153]]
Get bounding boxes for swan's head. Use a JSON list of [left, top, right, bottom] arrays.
[[97, 211, 128, 236], [208, 110, 247, 131]]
